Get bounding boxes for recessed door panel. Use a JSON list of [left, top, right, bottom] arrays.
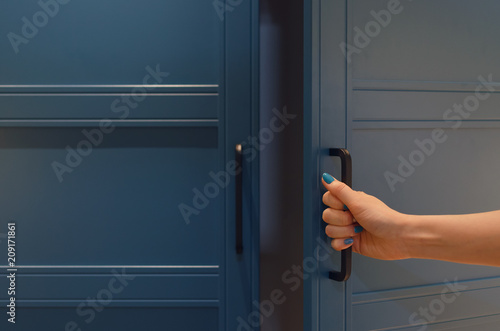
[[0, 0, 220, 85], [0, 127, 220, 266]]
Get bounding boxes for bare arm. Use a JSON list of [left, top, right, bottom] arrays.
[[321, 172, 500, 267], [403, 211, 500, 266]]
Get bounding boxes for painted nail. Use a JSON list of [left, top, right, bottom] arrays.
[[322, 173, 335, 184], [344, 238, 354, 245], [343, 204, 349, 211], [354, 226, 364, 234]]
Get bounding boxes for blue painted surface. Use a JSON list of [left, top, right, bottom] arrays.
[[0, 0, 220, 84], [305, 0, 500, 330], [4, 307, 220, 331], [0, 1, 259, 330]]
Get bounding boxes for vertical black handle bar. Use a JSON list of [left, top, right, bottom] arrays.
[[235, 144, 243, 254], [328, 148, 352, 282]]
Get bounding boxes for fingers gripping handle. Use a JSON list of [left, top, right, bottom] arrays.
[[328, 148, 352, 282]]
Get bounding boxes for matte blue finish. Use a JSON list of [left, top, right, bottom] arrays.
[[305, 0, 500, 330], [0, 0, 220, 84], [0, 273, 219, 300], [224, 0, 261, 329], [0, 1, 259, 330], [0, 127, 220, 265], [0, 94, 218, 119], [2, 308, 219, 331]]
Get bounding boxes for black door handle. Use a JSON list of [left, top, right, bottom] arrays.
[[328, 148, 352, 282], [235, 144, 243, 254]]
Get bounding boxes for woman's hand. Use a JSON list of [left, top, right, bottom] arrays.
[[321, 173, 411, 260], [322, 172, 500, 266]]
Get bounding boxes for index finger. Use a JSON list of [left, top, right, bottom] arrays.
[[322, 191, 344, 210]]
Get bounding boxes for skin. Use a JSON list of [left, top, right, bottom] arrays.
[[321, 174, 500, 267]]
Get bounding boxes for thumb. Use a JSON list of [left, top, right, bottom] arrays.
[[322, 173, 357, 208]]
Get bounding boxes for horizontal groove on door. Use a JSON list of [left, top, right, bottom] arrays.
[[0, 94, 218, 120], [0, 300, 220, 308], [0, 265, 219, 273], [352, 80, 500, 92], [351, 278, 500, 330], [0, 119, 219, 127], [352, 120, 500, 130], [0, 85, 219, 93]]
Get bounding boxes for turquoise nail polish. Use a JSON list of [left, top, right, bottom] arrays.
[[323, 173, 335, 184], [344, 238, 353, 245], [354, 226, 364, 234], [343, 204, 349, 211]]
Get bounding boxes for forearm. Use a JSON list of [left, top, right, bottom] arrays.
[[402, 210, 500, 266]]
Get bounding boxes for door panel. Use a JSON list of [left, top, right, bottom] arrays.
[[0, 127, 220, 265], [305, 0, 500, 330], [0, 0, 219, 84], [0, 1, 259, 330], [350, 0, 500, 82], [352, 91, 500, 121]]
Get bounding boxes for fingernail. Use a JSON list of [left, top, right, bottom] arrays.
[[344, 238, 353, 245], [343, 204, 349, 211], [322, 173, 335, 184], [354, 226, 364, 234]]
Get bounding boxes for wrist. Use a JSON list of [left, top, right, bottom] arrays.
[[399, 213, 445, 260], [398, 213, 434, 260]]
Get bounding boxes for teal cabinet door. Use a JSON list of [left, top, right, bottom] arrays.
[[305, 0, 500, 330], [0, 1, 259, 330]]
